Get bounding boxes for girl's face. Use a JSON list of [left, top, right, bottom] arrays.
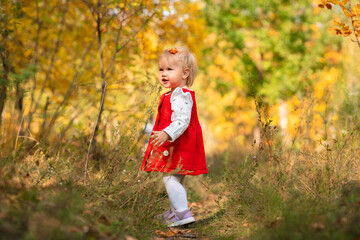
[[158, 56, 189, 91]]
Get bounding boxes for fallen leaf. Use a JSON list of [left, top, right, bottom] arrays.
[[82, 225, 89, 233], [311, 222, 325, 230], [98, 214, 110, 225], [340, 217, 348, 224], [154, 230, 177, 237], [189, 202, 198, 208], [125, 235, 137, 240], [154, 230, 169, 237], [68, 226, 82, 233]]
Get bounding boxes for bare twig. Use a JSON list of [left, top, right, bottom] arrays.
[[29, 0, 42, 113], [104, 11, 156, 77], [28, 0, 69, 128], [348, 0, 360, 48], [84, 3, 156, 182], [41, 40, 94, 141], [60, 109, 81, 138], [84, 3, 106, 181], [41, 96, 50, 135], [13, 111, 26, 157], [81, 0, 97, 22], [16, 136, 39, 143]]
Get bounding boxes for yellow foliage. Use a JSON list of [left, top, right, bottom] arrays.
[[321, 0, 360, 40], [324, 51, 341, 63], [0, 0, 355, 159], [314, 67, 340, 99]]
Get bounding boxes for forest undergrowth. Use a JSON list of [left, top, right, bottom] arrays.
[[203, 91, 360, 239], [1, 0, 360, 239], [1, 90, 360, 240]]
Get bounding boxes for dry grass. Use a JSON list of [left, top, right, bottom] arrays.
[[1, 84, 360, 239]]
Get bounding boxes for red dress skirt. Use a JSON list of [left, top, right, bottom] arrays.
[[141, 88, 208, 175]]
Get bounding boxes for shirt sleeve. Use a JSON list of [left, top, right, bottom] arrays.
[[163, 87, 193, 142]]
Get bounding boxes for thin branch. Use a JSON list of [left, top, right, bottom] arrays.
[[29, 0, 42, 113], [81, 0, 97, 22], [14, 104, 26, 158], [84, 3, 157, 182], [28, 0, 69, 125], [348, 0, 360, 48], [60, 109, 81, 139], [84, 81, 107, 181], [116, 12, 156, 53], [16, 136, 39, 144], [104, 11, 156, 77], [41, 40, 94, 141], [84, 3, 106, 182]]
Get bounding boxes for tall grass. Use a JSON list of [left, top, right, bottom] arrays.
[[0, 83, 170, 239], [1, 76, 360, 239], [212, 88, 360, 239]]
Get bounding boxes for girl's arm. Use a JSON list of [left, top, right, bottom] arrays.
[[163, 87, 193, 142]]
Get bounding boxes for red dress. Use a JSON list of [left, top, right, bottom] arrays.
[[141, 88, 208, 175]]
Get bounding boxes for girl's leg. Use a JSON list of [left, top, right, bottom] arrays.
[[163, 175, 188, 212], [162, 175, 195, 226], [169, 176, 185, 209]]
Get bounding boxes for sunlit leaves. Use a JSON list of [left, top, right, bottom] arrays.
[[318, 1, 333, 9], [319, 0, 360, 44], [330, 20, 353, 35]]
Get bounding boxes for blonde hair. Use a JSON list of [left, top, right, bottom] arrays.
[[160, 47, 198, 87]]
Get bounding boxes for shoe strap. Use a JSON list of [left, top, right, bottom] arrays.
[[168, 210, 176, 219]]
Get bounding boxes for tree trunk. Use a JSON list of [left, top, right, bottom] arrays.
[[0, 76, 7, 123], [82, 0, 157, 180], [84, 5, 107, 180], [0, 52, 9, 124], [15, 84, 23, 112], [0, 10, 10, 123]]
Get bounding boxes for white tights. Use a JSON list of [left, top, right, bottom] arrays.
[[163, 175, 188, 212]]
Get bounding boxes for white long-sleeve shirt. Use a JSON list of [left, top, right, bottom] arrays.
[[163, 87, 194, 142]]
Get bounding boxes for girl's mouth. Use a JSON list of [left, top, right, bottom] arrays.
[[162, 79, 169, 84]]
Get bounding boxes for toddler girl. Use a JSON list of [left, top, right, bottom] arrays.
[[141, 47, 208, 227]]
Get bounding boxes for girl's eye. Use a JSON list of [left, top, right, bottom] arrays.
[[168, 68, 173, 70], [159, 68, 163, 71]]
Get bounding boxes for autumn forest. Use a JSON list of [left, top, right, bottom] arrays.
[[1, 0, 360, 239]]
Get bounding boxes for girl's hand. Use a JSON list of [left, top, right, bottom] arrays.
[[151, 131, 170, 147]]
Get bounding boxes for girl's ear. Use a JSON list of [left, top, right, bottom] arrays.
[[183, 68, 190, 80]]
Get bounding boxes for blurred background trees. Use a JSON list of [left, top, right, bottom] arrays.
[[1, 0, 360, 239], [0, 0, 359, 170]]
